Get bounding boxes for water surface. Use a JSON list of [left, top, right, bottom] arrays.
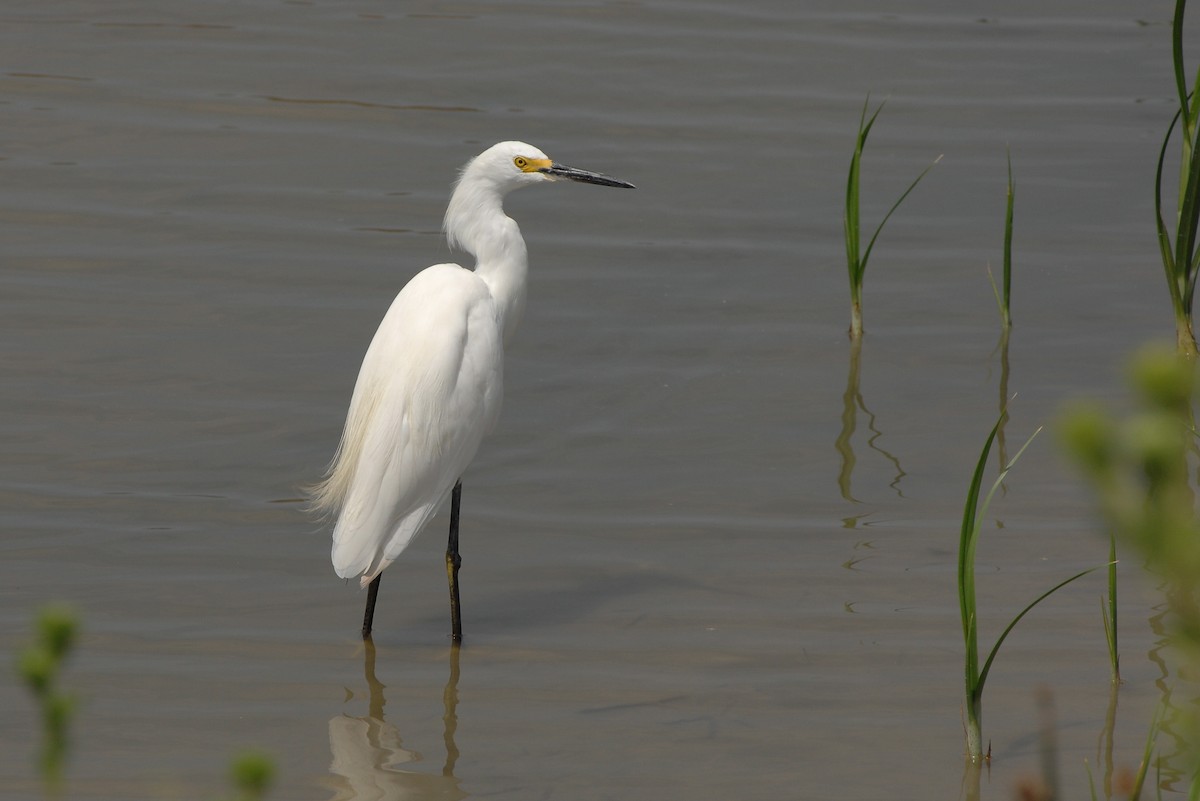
[[1, 3, 1188, 799]]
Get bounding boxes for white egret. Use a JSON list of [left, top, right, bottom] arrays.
[[310, 141, 634, 641]]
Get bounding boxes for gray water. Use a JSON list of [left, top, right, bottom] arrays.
[[1, 2, 1188, 799]]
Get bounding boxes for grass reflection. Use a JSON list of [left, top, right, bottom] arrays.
[[835, 334, 906, 506]]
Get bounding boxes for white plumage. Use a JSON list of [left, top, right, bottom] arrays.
[[310, 141, 634, 640]]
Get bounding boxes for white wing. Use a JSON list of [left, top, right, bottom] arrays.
[[320, 263, 504, 583]]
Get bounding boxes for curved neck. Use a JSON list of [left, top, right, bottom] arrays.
[[444, 175, 528, 342]]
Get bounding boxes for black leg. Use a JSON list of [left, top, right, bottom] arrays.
[[446, 479, 463, 643], [362, 573, 381, 640]]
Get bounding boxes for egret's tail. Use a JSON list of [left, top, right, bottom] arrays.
[[305, 456, 348, 521], [307, 381, 386, 519], [306, 467, 344, 520]]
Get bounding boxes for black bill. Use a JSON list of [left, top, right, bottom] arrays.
[[541, 163, 636, 189]]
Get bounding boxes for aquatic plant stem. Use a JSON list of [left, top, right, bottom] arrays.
[[957, 414, 1099, 762], [959, 413, 1026, 761], [1179, 316, 1198, 357], [1102, 530, 1120, 682], [842, 96, 938, 339]]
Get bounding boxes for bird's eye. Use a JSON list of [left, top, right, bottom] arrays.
[[514, 157, 528, 169]]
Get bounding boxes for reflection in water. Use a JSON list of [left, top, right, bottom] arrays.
[[978, 688, 1058, 801], [840, 512, 871, 530], [1034, 686, 1060, 801], [1095, 678, 1118, 799], [835, 335, 905, 505], [327, 641, 465, 800], [834, 334, 861, 503], [841, 539, 874, 570], [1142, 601, 1195, 794]]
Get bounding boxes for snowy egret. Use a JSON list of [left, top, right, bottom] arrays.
[[310, 141, 634, 641]]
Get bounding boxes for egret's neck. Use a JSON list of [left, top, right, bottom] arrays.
[[444, 176, 528, 343]]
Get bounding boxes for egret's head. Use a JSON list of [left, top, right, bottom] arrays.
[[446, 141, 634, 255], [467, 141, 636, 192]]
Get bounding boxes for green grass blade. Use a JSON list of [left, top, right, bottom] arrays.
[[1186, 65, 1200, 195], [845, 97, 884, 292], [1173, 132, 1200, 298], [1175, 0, 1191, 129], [1158, 110, 1183, 300], [1100, 595, 1116, 672], [1105, 531, 1119, 680], [976, 564, 1101, 693], [975, 425, 1041, 527], [844, 109, 864, 285], [957, 416, 1001, 662], [1189, 60, 1200, 134], [860, 154, 942, 273], [964, 612, 979, 692]]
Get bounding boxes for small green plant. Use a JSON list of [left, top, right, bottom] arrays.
[[1060, 346, 1197, 624], [987, 149, 1015, 330], [227, 750, 275, 801], [1061, 344, 1200, 796], [1155, 0, 1200, 357], [843, 96, 939, 339], [16, 604, 79, 799], [957, 413, 1096, 763], [15, 606, 276, 800]]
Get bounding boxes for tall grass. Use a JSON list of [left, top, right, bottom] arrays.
[[1156, 0, 1200, 357], [985, 152, 1017, 475], [843, 97, 939, 339], [957, 413, 1097, 762]]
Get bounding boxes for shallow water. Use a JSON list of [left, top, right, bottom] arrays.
[[0, 2, 1192, 799]]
